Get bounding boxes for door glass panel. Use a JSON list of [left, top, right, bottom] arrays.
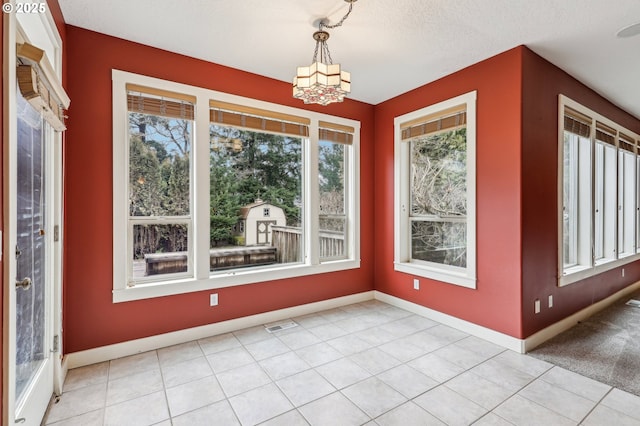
[[15, 88, 47, 404]]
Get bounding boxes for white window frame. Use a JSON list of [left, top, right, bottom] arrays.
[[394, 91, 477, 289], [318, 128, 352, 262], [562, 132, 587, 269], [618, 149, 636, 258], [558, 95, 640, 286], [113, 70, 360, 302], [593, 141, 617, 265]]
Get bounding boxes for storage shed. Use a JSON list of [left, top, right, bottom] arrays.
[[234, 199, 286, 246]]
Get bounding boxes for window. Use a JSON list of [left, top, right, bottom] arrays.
[[319, 122, 354, 260], [113, 71, 360, 302], [209, 100, 306, 268], [559, 96, 640, 286], [394, 91, 476, 288], [594, 123, 617, 263], [126, 85, 194, 282], [618, 134, 636, 258], [562, 110, 592, 269]]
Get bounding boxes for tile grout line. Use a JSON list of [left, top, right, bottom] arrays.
[[155, 349, 174, 425], [54, 302, 640, 426]]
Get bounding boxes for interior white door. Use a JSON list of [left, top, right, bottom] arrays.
[[12, 85, 54, 426]]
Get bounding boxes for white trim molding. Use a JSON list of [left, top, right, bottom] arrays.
[[112, 70, 361, 302], [523, 279, 640, 352], [64, 291, 374, 370], [374, 291, 524, 352], [393, 91, 477, 289], [64, 282, 640, 387]]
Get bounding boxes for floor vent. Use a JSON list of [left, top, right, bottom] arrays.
[[625, 299, 640, 308], [264, 320, 298, 333]]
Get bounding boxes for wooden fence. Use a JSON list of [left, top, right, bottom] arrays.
[[143, 225, 346, 276], [271, 226, 302, 263], [271, 225, 345, 263]]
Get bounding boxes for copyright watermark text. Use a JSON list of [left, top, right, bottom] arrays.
[[2, 2, 47, 13]]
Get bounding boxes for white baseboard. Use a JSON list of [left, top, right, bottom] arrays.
[[523, 280, 640, 352], [373, 291, 525, 352], [65, 281, 640, 374], [54, 355, 68, 396], [64, 291, 374, 370]]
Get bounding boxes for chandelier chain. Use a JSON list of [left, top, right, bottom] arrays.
[[312, 39, 321, 63], [319, 2, 354, 31], [312, 40, 334, 64]]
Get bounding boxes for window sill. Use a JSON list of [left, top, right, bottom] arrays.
[[560, 253, 640, 287], [594, 258, 616, 267], [113, 258, 361, 303], [394, 262, 476, 289]]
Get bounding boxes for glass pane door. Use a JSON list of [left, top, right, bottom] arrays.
[[15, 86, 48, 408]]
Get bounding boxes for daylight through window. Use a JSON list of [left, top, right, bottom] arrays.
[[559, 96, 640, 286], [319, 122, 353, 260], [394, 91, 476, 288], [113, 71, 360, 302], [209, 101, 306, 270], [127, 85, 194, 282]]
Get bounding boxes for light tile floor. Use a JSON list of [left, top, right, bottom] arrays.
[[45, 300, 640, 425]]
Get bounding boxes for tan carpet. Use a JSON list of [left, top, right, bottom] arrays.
[[530, 290, 640, 396]]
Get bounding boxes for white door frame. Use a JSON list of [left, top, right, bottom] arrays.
[[3, 2, 65, 424]]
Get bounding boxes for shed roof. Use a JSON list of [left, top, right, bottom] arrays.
[[239, 199, 280, 218]]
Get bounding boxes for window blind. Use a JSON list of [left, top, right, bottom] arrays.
[[400, 105, 466, 141], [564, 107, 591, 138], [209, 100, 310, 138], [319, 121, 354, 145], [619, 133, 636, 153], [17, 65, 66, 131], [126, 84, 195, 120], [595, 122, 616, 146], [16, 42, 70, 132]]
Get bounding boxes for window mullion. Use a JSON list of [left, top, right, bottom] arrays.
[[347, 130, 359, 262], [307, 121, 320, 265], [195, 95, 211, 280]]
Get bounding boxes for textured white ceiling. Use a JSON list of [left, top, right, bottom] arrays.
[[59, 0, 640, 118]]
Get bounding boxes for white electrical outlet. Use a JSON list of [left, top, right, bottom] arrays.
[[622, 268, 625, 277], [534, 299, 541, 314], [210, 293, 219, 306], [413, 279, 420, 290], [548, 295, 553, 308]]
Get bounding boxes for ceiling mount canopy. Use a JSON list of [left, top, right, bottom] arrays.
[[616, 22, 640, 38], [293, 0, 357, 106]]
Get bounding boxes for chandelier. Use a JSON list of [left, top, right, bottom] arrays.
[[293, 0, 357, 106]]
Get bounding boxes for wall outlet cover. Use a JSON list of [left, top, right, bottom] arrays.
[[210, 293, 219, 306]]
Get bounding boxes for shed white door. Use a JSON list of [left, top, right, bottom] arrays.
[[257, 220, 277, 244]]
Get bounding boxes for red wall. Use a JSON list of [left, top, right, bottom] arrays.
[[63, 26, 375, 353], [373, 47, 525, 338], [373, 45, 640, 340], [520, 48, 640, 337], [62, 24, 640, 353]]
